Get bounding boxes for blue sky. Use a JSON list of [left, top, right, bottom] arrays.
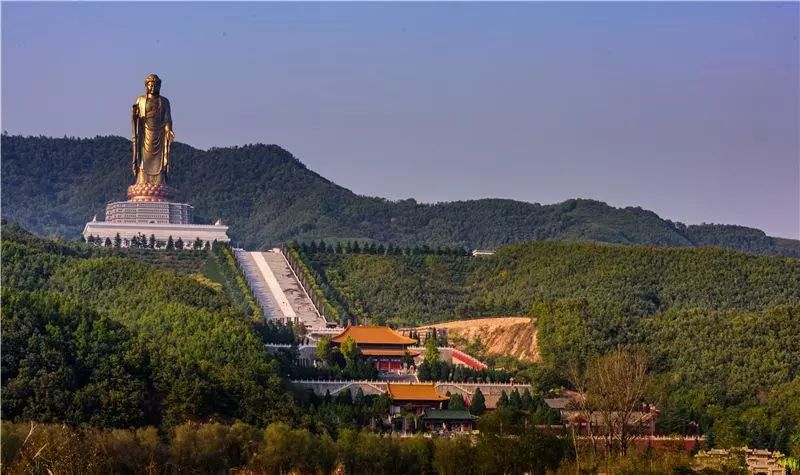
[[3, 2, 798, 238]]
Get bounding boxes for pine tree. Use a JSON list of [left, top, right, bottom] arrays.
[[509, 389, 522, 410], [438, 331, 449, 347], [175, 237, 184, 250], [309, 391, 320, 407], [148, 234, 156, 249], [417, 362, 432, 381], [470, 388, 486, 415], [448, 393, 466, 411], [497, 391, 509, 409], [522, 388, 534, 411], [114, 233, 122, 248], [166, 236, 175, 250], [335, 388, 352, 405], [316, 337, 332, 364], [194, 237, 203, 250], [104, 237, 112, 247], [354, 388, 365, 406], [352, 241, 361, 254], [424, 337, 440, 365]]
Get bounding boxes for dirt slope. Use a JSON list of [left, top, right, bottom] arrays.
[[417, 317, 539, 363]]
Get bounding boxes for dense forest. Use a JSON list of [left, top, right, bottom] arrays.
[[1, 223, 296, 429], [302, 240, 800, 326], [301, 240, 800, 451], [3, 134, 799, 256]]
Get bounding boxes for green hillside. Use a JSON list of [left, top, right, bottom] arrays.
[[304, 242, 800, 447], [3, 134, 798, 256], [304, 241, 800, 327], [3, 223, 799, 453], [0, 223, 295, 429]]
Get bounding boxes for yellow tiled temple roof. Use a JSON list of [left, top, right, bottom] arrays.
[[386, 383, 448, 401], [332, 326, 416, 345]]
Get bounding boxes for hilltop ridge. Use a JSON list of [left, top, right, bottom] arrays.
[[2, 134, 798, 257]]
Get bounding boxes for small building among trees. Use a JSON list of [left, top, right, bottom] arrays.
[[386, 383, 449, 415], [422, 409, 478, 433]]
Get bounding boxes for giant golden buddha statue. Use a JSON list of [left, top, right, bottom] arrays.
[[128, 74, 176, 202]]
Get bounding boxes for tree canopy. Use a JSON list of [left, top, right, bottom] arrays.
[[1, 222, 295, 428]]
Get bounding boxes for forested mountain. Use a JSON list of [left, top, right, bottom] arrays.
[[3, 134, 798, 256]]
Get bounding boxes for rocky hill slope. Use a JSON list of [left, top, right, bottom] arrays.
[[418, 317, 540, 363]]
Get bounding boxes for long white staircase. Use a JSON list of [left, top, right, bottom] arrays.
[[235, 248, 329, 330]]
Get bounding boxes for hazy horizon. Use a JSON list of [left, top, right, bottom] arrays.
[[3, 2, 798, 238]]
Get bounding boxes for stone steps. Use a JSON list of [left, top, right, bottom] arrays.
[[235, 248, 328, 330]]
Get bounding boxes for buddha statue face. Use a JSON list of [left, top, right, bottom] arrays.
[[145, 75, 161, 96]]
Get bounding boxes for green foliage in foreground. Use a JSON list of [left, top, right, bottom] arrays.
[[1, 419, 567, 475], [4, 134, 799, 256], [1, 224, 294, 429]]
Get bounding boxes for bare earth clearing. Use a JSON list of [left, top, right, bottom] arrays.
[[417, 317, 540, 362]]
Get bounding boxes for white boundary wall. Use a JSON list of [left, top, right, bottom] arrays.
[[82, 221, 229, 245]]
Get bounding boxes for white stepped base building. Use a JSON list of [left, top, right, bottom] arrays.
[[82, 219, 229, 247], [83, 198, 229, 248]]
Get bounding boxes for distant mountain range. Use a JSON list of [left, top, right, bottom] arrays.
[[2, 134, 798, 257]]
